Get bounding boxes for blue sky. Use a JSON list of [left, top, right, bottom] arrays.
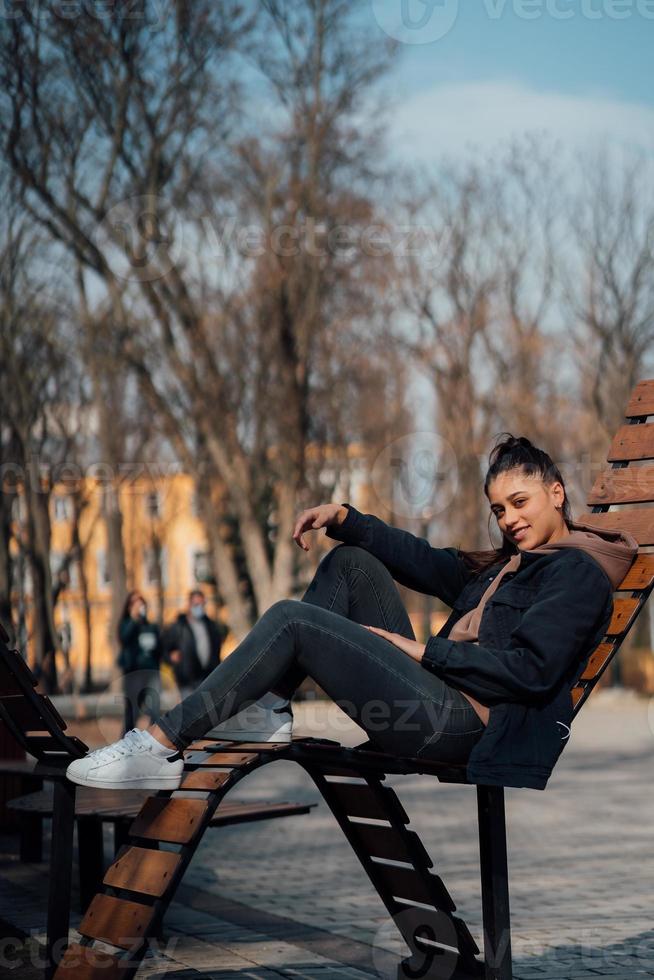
[[363, 0, 654, 162]]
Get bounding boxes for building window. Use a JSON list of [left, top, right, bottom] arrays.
[[192, 550, 215, 585], [68, 561, 80, 590], [144, 546, 167, 587], [97, 550, 111, 591], [53, 495, 72, 523], [145, 491, 161, 519]]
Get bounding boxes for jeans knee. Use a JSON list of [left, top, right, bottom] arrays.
[[265, 598, 303, 623], [328, 544, 377, 569]]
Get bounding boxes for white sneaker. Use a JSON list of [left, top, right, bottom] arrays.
[[66, 728, 185, 790], [204, 694, 293, 743]]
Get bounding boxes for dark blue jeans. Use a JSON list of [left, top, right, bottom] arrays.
[[158, 545, 485, 763]]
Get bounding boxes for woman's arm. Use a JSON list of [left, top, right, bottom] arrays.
[[325, 503, 473, 608], [421, 555, 613, 705]]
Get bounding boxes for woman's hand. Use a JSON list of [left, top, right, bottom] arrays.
[[292, 503, 347, 551], [363, 626, 426, 663]]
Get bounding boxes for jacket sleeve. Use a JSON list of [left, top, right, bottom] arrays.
[[152, 626, 163, 666], [421, 556, 612, 705], [325, 503, 473, 607], [118, 617, 139, 646], [160, 623, 179, 662]]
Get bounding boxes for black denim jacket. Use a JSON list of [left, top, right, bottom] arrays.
[[326, 504, 614, 790]]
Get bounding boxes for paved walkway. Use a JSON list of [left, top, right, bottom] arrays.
[[0, 689, 653, 978]]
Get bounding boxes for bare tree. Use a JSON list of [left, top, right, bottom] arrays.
[[394, 159, 498, 549], [1, 0, 398, 635], [567, 147, 654, 447], [0, 203, 79, 690]]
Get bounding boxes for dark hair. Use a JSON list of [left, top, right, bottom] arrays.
[[459, 433, 573, 574], [188, 588, 205, 602], [118, 590, 145, 640]]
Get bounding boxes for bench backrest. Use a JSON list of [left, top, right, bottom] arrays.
[[0, 623, 87, 761], [570, 379, 654, 713]]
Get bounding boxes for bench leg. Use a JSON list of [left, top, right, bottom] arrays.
[[19, 812, 43, 863], [477, 785, 512, 980], [45, 778, 76, 980], [114, 817, 130, 856], [77, 816, 105, 913], [18, 774, 44, 862]]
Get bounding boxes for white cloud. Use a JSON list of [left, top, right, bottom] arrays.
[[388, 80, 654, 163]]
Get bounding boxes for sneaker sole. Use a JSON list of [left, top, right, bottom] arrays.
[[67, 771, 183, 790]]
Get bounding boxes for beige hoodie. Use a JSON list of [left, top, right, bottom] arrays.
[[447, 519, 639, 725]]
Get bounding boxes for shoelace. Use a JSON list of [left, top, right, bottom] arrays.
[[84, 728, 148, 764]]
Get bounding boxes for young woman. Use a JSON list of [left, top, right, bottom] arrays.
[[68, 436, 637, 791], [116, 591, 163, 736]]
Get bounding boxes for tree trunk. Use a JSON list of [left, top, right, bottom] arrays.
[[101, 482, 128, 648]]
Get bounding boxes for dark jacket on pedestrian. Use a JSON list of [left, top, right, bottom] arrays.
[[117, 617, 162, 675], [161, 613, 227, 689], [326, 504, 638, 790]]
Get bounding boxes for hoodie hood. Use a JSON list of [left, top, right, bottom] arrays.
[[531, 518, 639, 589], [447, 517, 638, 650]]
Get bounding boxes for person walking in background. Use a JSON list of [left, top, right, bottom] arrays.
[[117, 591, 162, 736], [162, 589, 228, 699]]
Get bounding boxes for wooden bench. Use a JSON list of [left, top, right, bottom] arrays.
[[0, 635, 315, 979], [6, 786, 315, 912], [33, 379, 654, 979]]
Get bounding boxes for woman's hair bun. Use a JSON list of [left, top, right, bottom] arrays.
[[489, 433, 535, 465]]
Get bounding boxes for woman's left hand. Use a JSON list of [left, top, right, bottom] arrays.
[[363, 626, 426, 663]]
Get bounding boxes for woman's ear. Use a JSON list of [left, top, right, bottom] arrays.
[[550, 481, 565, 511]]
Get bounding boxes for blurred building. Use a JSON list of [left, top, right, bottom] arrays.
[[11, 445, 449, 688], [40, 473, 226, 685]]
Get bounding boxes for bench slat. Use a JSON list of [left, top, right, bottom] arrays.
[[588, 467, 654, 505], [79, 894, 154, 950], [625, 379, 654, 417], [0, 695, 51, 732], [606, 598, 640, 636], [129, 797, 209, 844], [184, 751, 258, 767], [608, 423, 654, 462], [615, 553, 654, 591], [103, 845, 180, 897], [351, 823, 432, 867], [53, 942, 129, 978], [327, 783, 409, 823], [580, 510, 654, 546], [0, 662, 24, 695], [579, 642, 615, 681], [180, 769, 232, 791], [0, 646, 36, 689], [375, 863, 455, 910]]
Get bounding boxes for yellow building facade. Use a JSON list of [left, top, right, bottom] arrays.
[[47, 473, 229, 685]]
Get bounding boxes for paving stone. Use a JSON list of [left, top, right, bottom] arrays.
[[1, 694, 653, 977]]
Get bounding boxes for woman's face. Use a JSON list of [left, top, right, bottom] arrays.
[[487, 469, 569, 550], [130, 593, 146, 617]]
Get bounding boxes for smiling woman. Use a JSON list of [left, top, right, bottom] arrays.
[[66, 433, 638, 793]]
